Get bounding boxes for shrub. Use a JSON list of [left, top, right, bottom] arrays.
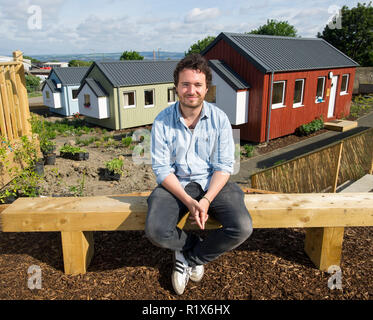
[[243, 144, 255, 157], [295, 117, 324, 136]]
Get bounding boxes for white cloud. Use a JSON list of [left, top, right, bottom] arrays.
[[184, 8, 221, 23]]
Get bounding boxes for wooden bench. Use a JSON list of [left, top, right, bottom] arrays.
[[1, 192, 373, 275]]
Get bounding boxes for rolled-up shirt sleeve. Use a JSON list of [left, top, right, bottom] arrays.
[[211, 114, 235, 174], [151, 118, 175, 185]]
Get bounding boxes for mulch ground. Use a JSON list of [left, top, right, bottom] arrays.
[[0, 226, 371, 300]]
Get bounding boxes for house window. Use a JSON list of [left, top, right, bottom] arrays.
[[144, 89, 154, 108], [168, 88, 176, 103], [293, 79, 305, 107], [340, 74, 349, 95], [272, 81, 286, 109], [45, 91, 50, 99], [316, 77, 325, 103], [84, 94, 90, 107], [72, 89, 79, 100], [123, 91, 136, 108]]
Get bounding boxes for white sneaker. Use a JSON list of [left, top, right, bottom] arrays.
[[190, 264, 204, 282], [172, 251, 191, 295]]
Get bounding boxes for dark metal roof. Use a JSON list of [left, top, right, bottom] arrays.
[[52, 67, 90, 85], [80, 78, 108, 97], [93, 60, 178, 87], [42, 78, 60, 93], [203, 32, 359, 73], [208, 60, 250, 91]]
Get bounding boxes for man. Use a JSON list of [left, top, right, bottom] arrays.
[[145, 53, 252, 295]]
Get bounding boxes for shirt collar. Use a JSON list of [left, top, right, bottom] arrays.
[[175, 101, 210, 123]]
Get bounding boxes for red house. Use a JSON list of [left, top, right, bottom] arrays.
[[202, 32, 359, 143]]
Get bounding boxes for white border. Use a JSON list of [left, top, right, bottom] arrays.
[[293, 79, 305, 108], [272, 81, 286, 109], [123, 91, 136, 109]]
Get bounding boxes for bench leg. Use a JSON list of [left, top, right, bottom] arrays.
[[304, 227, 344, 272], [61, 231, 94, 275]]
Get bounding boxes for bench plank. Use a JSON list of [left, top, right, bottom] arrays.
[[1, 193, 373, 232]]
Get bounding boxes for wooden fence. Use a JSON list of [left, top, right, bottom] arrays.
[[0, 51, 33, 189], [251, 127, 373, 193]]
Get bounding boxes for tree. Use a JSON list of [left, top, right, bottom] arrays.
[[249, 19, 298, 37], [24, 55, 40, 63], [185, 36, 216, 56], [25, 74, 41, 93], [317, 2, 373, 66], [120, 51, 144, 60], [68, 60, 93, 67]]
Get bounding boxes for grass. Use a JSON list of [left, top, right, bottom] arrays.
[[28, 91, 42, 98]]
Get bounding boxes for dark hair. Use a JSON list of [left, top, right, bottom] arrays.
[[173, 53, 212, 88]]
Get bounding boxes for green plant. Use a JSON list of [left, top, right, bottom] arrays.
[[122, 136, 132, 147], [243, 144, 255, 157], [105, 158, 124, 176], [68, 169, 86, 197], [295, 117, 324, 136], [60, 145, 87, 154], [40, 139, 56, 154]]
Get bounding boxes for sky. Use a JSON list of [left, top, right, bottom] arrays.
[[0, 0, 362, 56]]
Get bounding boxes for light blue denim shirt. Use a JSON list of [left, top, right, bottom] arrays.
[[151, 101, 235, 191]]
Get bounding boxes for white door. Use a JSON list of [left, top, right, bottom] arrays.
[[328, 76, 338, 118]]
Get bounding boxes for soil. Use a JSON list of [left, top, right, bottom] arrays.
[[0, 110, 372, 301]]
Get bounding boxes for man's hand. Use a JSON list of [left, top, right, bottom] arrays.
[[187, 198, 209, 230]]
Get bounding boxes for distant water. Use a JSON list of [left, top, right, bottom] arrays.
[[30, 51, 184, 62]]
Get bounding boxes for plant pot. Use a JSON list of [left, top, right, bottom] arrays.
[[104, 168, 121, 181], [34, 159, 44, 175], [73, 152, 86, 161], [60, 151, 89, 161], [44, 153, 56, 165]]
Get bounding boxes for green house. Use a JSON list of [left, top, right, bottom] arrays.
[[76, 60, 178, 130]]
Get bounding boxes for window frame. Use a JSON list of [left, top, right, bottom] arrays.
[[271, 80, 286, 109], [293, 78, 305, 108], [144, 89, 155, 108], [123, 91, 136, 109], [340, 74, 349, 95], [167, 87, 177, 104], [315, 76, 326, 103]]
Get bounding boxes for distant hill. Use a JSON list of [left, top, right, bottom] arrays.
[[29, 51, 184, 63]]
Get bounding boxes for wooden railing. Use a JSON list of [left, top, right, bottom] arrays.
[[0, 51, 33, 188]]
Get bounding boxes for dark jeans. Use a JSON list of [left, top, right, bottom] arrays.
[[145, 182, 253, 267]]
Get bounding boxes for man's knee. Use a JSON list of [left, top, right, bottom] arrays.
[[145, 220, 173, 249], [232, 210, 253, 241]]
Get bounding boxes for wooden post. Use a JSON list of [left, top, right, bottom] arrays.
[[60, 231, 94, 275], [251, 174, 258, 189], [304, 141, 344, 271], [332, 141, 344, 193], [304, 227, 344, 271]]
